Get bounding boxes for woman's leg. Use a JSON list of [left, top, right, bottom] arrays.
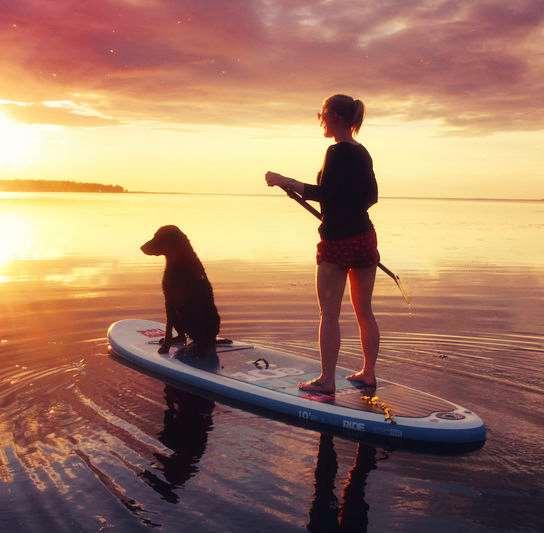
[[298, 261, 347, 393], [346, 265, 379, 385]]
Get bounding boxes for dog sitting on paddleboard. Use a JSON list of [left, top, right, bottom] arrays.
[[141, 225, 220, 357]]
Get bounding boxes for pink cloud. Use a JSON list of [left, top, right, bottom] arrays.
[[0, 0, 542, 133], [2, 101, 120, 126]]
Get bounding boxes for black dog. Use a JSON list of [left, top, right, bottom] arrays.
[[141, 225, 220, 356]]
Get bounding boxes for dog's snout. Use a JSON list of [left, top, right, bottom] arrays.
[[141, 239, 156, 255]]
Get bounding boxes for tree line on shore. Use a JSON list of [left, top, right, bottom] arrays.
[[0, 179, 126, 193]]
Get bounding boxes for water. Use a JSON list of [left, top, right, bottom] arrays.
[[1, 192, 543, 532]]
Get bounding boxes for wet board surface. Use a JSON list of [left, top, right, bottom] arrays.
[[108, 319, 486, 445]]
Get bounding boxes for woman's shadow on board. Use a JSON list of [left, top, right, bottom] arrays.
[[307, 433, 385, 533], [140, 384, 215, 503]]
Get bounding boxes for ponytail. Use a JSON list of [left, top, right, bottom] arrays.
[[351, 99, 365, 134]]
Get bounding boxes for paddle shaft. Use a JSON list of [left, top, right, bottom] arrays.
[[279, 185, 411, 305]]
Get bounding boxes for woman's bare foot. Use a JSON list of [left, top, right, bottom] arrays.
[[346, 371, 376, 388], [298, 377, 335, 394]]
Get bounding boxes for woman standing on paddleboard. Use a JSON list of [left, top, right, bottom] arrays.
[[265, 94, 380, 394]]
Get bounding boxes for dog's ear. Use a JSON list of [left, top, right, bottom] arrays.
[[157, 226, 195, 258], [162, 226, 188, 247], [175, 232, 195, 260], [167, 227, 204, 274], [176, 230, 191, 249]]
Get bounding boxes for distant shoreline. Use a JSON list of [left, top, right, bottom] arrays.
[[0, 179, 126, 193]]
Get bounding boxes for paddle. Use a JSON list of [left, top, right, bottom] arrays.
[[279, 184, 412, 307]]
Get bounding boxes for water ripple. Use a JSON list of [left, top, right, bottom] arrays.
[[1, 296, 543, 531]]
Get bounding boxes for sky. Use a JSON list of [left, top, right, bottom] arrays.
[[0, 0, 543, 198]]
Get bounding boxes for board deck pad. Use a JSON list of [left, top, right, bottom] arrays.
[[108, 319, 486, 445], [179, 344, 453, 419]]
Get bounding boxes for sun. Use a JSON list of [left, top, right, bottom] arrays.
[[0, 112, 40, 167]]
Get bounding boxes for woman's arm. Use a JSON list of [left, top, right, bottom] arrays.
[[265, 145, 339, 199]]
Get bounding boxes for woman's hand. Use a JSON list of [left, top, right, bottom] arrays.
[[265, 171, 289, 188], [266, 171, 303, 194]]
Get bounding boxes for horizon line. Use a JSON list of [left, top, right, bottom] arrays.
[[127, 191, 544, 202]]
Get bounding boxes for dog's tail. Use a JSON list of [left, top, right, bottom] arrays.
[[215, 338, 233, 345]]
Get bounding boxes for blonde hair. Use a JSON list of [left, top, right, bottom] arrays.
[[323, 94, 365, 134]]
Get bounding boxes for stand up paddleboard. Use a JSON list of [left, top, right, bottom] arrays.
[[107, 319, 486, 446]]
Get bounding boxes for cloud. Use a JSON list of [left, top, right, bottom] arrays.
[[0, 0, 542, 133], [1, 100, 120, 127]]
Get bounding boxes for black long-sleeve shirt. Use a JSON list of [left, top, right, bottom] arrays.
[[302, 142, 378, 240]]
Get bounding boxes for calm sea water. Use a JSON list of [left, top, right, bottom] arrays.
[[1, 192, 543, 532]]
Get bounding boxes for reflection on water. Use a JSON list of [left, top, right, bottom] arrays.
[[156, 385, 215, 495], [0, 211, 32, 267], [0, 192, 543, 269], [0, 193, 543, 531], [308, 434, 378, 533]]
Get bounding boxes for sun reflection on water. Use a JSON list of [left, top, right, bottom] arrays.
[[0, 193, 542, 286], [0, 213, 33, 270]]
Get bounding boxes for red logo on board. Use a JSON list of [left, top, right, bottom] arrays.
[[137, 328, 165, 338]]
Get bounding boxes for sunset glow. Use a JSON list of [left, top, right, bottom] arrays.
[[0, 2, 542, 198], [0, 113, 40, 168]]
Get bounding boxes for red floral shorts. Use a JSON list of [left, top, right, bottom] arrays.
[[316, 229, 380, 268]]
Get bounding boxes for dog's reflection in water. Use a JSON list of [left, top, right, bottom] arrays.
[[149, 385, 215, 501], [307, 433, 381, 533]]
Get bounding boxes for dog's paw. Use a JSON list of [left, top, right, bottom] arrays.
[[158, 344, 170, 354], [171, 334, 187, 346]]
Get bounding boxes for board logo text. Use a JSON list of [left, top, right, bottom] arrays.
[[137, 328, 166, 338], [343, 419, 365, 432]]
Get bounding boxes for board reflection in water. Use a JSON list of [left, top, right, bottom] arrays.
[[308, 433, 380, 533]]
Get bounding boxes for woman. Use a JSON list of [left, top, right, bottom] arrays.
[[265, 94, 380, 394]]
